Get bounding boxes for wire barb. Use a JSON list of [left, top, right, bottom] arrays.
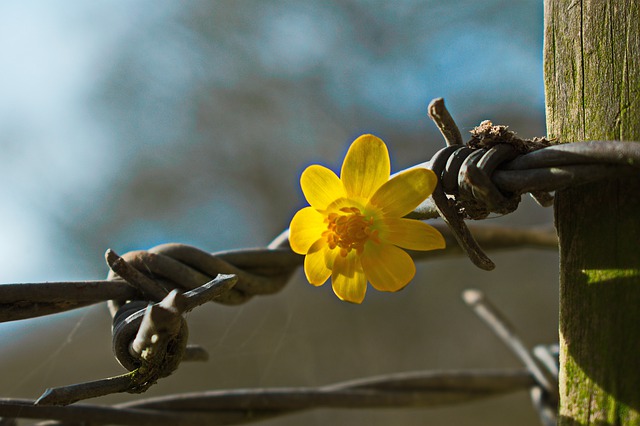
[[106, 249, 168, 302], [462, 289, 557, 398], [462, 289, 558, 424], [427, 98, 464, 146]]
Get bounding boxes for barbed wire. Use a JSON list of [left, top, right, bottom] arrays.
[[0, 369, 537, 426], [1, 289, 558, 426], [1, 97, 638, 424], [0, 223, 556, 324]]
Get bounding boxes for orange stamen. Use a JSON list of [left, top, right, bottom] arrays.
[[324, 207, 377, 256]]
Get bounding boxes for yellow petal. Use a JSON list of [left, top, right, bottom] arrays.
[[341, 134, 390, 201], [325, 196, 365, 213], [379, 218, 446, 251], [331, 251, 367, 303], [289, 207, 327, 254], [367, 168, 437, 217], [360, 242, 416, 292], [304, 239, 332, 286], [324, 244, 337, 270], [300, 165, 346, 210]]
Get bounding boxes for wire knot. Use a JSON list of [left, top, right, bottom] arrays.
[[34, 241, 300, 406], [427, 100, 553, 270], [104, 241, 300, 373], [105, 243, 297, 373], [109, 274, 236, 390], [440, 120, 553, 220], [439, 143, 521, 219]]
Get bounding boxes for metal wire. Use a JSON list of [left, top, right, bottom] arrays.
[[1, 369, 534, 426], [0, 290, 557, 426], [0, 223, 557, 323], [1, 97, 638, 424]]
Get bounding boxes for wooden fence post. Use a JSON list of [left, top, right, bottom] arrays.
[[544, 0, 640, 423]]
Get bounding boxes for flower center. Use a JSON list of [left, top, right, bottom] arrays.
[[323, 207, 379, 257]]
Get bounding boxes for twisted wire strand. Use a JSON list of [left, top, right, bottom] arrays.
[[1, 369, 534, 426], [116, 369, 536, 423], [0, 223, 557, 324]]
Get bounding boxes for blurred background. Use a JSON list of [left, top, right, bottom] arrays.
[[0, 1, 557, 424]]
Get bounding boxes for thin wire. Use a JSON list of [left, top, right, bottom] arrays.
[[0, 369, 535, 426]]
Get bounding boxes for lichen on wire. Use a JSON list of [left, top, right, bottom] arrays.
[[0, 97, 639, 424]]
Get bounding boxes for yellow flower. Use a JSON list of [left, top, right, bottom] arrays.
[[289, 134, 445, 303]]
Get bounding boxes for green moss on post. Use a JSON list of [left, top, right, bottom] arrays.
[[544, 0, 640, 423]]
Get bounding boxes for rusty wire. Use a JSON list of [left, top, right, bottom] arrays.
[[1, 97, 639, 424]]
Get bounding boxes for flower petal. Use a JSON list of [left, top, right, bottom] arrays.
[[341, 134, 390, 201], [367, 168, 437, 217], [379, 218, 446, 251], [304, 239, 332, 286], [300, 165, 346, 210], [289, 207, 327, 254], [360, 242, 416, 292], [331, 251, 367, 303]]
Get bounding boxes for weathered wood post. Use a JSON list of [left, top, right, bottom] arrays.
[[544, 0, 640, 423]]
